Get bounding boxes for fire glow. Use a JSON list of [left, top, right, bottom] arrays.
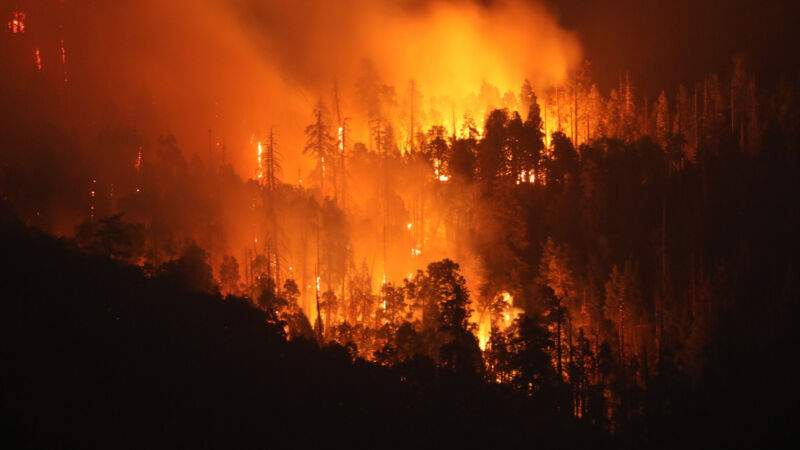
[[7, 12, 25, 33]]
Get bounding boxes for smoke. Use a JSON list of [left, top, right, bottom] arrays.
[[233, 0, 581, 96], [2, 0, 582, 320], [40, 0, 580, 178]]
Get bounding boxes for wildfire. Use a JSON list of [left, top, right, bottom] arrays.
[[433, 158, 450, 182], [500, 292, 513, 324], [34, 49, 42, 71], [89, 179, 97, 221], [256, 141, 264, 180], [477, 292, 522, 350], [7, 12, 25, 33], [135, 146, 143, 171], [59, 39, 68, 83], [381, 273, 387, 311], [516, 170, 535, 185]]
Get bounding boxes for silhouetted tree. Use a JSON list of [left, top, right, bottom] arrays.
[[159, 242, 217, 294], [219, 255, 240, 293]]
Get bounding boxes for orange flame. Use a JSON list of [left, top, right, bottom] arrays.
[[256, 141, 264, 180], [135, 146, 143, 171], [60, 39, 68, 83], [7, 12, 25, 33]]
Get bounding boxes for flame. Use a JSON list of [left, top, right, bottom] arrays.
[[89, 179, 97, 221], [477, 292, 522, 350], [5, 0, 585, 359], [8, 12, 25, 33], [59, 39, 68, 83], [34, 49, 42, 71], [380, 273, 387, 311], [135, 146, 143, 171], [256, 141, 264, 180]]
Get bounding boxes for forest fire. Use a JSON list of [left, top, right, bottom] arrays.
[[7, 11, 24, 33], [256, 141, 264, 180], [59, 38, 67, 83], [2, 0, 799, 448]]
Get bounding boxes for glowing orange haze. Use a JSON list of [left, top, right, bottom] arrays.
[[67, 0, 581, 179], [17, 0, 582, 329]]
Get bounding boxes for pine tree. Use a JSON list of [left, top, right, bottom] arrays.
[[304, 98, 336, 195]]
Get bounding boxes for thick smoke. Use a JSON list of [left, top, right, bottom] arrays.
[[35, 0, 581, 178], [2, 0, 581, 307]]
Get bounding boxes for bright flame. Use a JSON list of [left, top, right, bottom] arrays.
[[477, 292, 521, 351], [34, 49, 42, 71], [135, 146, 143, 171], [256, 141, 264, 180], [7, 12, 25, 33], [516, 170, 536, 185]]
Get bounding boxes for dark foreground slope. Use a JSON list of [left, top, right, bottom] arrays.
[[0, 220, 610, 449]]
